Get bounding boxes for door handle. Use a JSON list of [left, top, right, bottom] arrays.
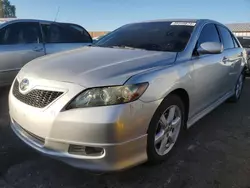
[[237, 52, 243, 58], [222, 57, 228, 64], [33, 46, 44, 52], [231, 62, 235, 68]]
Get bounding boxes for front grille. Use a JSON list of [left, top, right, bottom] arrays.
[[12, 80, 63, 108]]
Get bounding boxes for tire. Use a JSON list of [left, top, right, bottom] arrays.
[[147, 94, 185, 164], [228, 71, 245, 103]]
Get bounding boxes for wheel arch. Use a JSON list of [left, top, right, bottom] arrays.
[[168, 88, 190, 127], [147, 88, 190, 134]]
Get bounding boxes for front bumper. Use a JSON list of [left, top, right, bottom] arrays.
[[10, 118, 148, 171], [9, 78, 161, 171]]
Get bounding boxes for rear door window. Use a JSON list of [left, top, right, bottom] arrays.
[[41, 23, 92, 43], [217, 25, 234, 50]]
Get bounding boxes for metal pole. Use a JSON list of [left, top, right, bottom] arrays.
[[0, 0, 4, 18]]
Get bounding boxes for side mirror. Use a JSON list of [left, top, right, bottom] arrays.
[[197, 42, 223, 55]]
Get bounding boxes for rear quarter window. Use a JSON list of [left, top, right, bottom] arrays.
[[42, 23, 92, 44]]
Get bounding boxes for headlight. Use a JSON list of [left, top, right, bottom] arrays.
[[66, 83, 148, 109]]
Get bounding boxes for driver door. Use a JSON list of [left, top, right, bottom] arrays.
[[191, 23, 229, 113]]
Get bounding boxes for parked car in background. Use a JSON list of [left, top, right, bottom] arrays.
[[237, 36, 250, 73], [9, 19, 246, 171], [0, 19, 92, 86]]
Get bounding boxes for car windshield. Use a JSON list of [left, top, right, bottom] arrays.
[[237, 37, 250, 48], [95, 21, 195, 52]]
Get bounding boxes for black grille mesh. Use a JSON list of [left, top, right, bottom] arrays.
[[12, 80, 63, 108]]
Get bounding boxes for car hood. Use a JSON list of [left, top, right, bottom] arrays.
[[21, 47, 177, 88]]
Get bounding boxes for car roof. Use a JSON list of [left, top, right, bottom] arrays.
[[130, 19, 221, 25], [0, 18, 81, 26]]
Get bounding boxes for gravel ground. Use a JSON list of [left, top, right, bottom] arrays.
[[0, 80, 250, 188]]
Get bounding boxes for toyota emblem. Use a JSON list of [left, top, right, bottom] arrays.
[[20, 78, 29, 91]]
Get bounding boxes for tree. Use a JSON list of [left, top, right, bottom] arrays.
[[0, 0, 16, 18]]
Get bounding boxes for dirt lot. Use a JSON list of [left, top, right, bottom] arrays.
[[0, 80, 250, 188]]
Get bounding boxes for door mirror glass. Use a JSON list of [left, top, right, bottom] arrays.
[[197, 42, 223, 55]]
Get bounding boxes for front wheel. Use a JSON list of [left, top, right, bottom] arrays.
[[147, 95, 185, 163]]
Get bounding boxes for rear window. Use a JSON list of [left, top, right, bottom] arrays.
[[237, 37, 250, 48], [42, 23, 92, 44], [96, 21, 196, 52]]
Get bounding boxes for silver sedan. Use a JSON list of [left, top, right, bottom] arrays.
[[9, 19, 246, 171], [0, 19, 92, 87]]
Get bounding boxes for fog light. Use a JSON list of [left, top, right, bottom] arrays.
[[68, 145, 104, 156]]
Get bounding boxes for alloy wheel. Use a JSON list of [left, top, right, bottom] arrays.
[[154, 105, 182, 156]]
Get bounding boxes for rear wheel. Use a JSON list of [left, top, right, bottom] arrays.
[[229, 71, 245, 103], [147, 95, 185, 163]]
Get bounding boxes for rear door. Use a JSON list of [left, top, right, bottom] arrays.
[[0, 22, 45, 86], [41, 22, 92, 54], [192, 23, 228, 112], [216, 25, 243, 91]]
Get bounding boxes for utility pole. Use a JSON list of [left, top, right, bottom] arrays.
[[0, 0, 4, 18]]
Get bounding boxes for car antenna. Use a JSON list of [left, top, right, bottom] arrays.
[[54, 6, 60, 22]]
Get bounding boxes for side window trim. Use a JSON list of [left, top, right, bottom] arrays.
[[214, 24, 222, 43], [32, 21, 43, 44], [39, 22, 46, 44], [216, 24, 224, 47], [40, 22, 53, 44], [231, 34, 240, 48]]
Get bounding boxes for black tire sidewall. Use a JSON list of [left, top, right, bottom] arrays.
[[231, 71, 245, 102], [238, 73, 244, 99], [147, 94, 185, 163]]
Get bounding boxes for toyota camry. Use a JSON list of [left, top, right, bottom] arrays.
[[9, 19, 246, 171]]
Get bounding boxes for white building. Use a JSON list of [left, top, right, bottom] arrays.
[[226, 23, 250, 37]]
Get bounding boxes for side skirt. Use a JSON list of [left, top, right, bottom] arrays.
[[186, 91, 234, 129]]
